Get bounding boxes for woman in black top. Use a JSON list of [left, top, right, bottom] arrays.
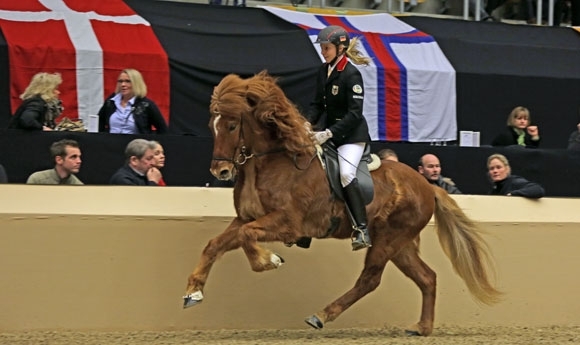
[[97, 68, 167, 134], [487, 153, 544, 198], [8, 72, 63, 131], [491, 106, 540, 148]]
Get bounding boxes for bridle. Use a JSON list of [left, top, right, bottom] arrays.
[[211, 111, 287, 166]]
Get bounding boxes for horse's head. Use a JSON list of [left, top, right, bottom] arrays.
[[208, 71, 314, 181]]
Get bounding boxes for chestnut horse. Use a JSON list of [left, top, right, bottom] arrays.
[[183, 71, 501, 336]]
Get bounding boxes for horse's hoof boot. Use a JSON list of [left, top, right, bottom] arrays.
[[305, 315, 324, 329], [183, 291, 204, 308]]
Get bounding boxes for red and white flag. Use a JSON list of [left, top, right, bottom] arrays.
[[0, 0, 170, 125]]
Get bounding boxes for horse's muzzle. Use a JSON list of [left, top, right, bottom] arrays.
[[210, 160, 234, 181]]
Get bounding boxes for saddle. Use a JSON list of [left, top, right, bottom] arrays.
[[319, 141, 375, 205], [290, 142, 376, 249]]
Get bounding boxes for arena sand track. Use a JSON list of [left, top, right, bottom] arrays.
[[1, 325, 578, 345]]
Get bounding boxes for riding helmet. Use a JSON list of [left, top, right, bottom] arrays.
[[315, 25, 350, 48]]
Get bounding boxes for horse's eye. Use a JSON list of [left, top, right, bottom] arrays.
[[228, 123, 237, 131]]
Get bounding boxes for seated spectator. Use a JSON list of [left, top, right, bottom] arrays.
[[0, 163, 7, 183], [568, 122, 580, 151], [418, 154, 462, 194], [110, 139, 162, 186], [492, 106, 540, 148], [8, 72, 63, 131], [97, 68, 167, 134], [377, 148, 398, 162], [151, 140, 167, 186], [27, 139, 83, 185], [487, 153, 545, 198]]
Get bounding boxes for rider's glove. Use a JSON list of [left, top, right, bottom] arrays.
[[312, 129, 333, 145]]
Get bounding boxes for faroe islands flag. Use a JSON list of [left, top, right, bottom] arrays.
[[264, 6, 456, 143]]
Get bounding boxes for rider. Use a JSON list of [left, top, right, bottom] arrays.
[[306, 25, 372, 251]]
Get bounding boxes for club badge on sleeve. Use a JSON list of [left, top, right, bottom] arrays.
[[353, 84, 363, 94]]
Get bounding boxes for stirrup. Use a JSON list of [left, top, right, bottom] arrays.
[[351, 228, 371, 251]]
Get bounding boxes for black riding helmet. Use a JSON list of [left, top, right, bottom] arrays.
[[315, 25, 350, 49]]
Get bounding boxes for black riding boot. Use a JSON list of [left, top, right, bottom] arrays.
[[344, 178, 372, 251]]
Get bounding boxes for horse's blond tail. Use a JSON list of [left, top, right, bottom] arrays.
[[433, 187, 503, 306]]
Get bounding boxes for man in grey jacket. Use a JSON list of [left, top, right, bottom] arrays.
[[418, 154, 462, 194]]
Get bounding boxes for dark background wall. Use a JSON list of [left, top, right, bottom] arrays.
[[400, 17, 580, 149]]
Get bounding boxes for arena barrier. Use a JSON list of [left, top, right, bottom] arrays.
[[0, 184, 579, 331]]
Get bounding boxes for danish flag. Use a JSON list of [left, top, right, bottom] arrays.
[[0, 0, 170, 125]]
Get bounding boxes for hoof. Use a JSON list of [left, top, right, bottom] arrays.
[[271, 253, 285, 267], [305, 314, 324, 329], [183, 290, 204, 309], [405, 329, 421, 336]]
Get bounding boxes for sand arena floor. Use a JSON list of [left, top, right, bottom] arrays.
[[1, 325, 579, 345]]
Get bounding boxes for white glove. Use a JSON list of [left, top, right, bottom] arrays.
[[304, 121, 313, 135], [312, 129, 333, 145]]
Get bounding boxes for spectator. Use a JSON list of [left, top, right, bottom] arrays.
[[151, 140, 167, 186], [110, 139, 162, 186], [418, 153, 462, 194], [0, 164, 7, 183], [377, 148, 399, 162], [8, 72, 63, 131], [97, 68, 167, 134], [27, 139, 83, 185], [568, 122, 580, 151], [487, 153, 545, 198], [492, 106, 540, 148]]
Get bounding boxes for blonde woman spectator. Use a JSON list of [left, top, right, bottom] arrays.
[[487, 153, 544, 198], [151, 140, 167, 186], [97, 68, 167, 134], [491, 106, 540, 148], [8, 72, 63, 131]]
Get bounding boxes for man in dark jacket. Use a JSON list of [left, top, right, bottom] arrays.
[[418, 154, 462, 194], [110, 139, 163, 186]]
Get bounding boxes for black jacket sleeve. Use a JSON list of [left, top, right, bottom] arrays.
[[15, 98, 46, 130], [144, 99, 167, 134], [509, 175, 545, 198]]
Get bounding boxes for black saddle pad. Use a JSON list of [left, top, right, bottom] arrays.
[[321, 142, 374, 205]]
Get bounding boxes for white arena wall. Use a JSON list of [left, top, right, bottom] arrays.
[[0, 185, 578, 331]]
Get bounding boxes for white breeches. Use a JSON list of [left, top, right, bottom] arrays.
[[338, 142, 365, 187]]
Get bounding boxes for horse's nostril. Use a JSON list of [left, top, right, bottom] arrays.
[[219, 169, 230, 179]]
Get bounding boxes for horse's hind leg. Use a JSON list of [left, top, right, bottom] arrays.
[[391, 240, 437, 336], [305, 244, 391, 328], [184, 219, 245, 308]]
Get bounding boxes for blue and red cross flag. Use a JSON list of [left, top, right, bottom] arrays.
[[0, 0, 170, 125], [264, 7, 457, 143]]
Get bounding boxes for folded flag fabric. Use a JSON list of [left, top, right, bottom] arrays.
[[263, 7, 457, 142]]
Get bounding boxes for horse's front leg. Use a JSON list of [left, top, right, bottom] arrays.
[[238, 211, 298, 273], [183, 218, 245, 308]]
